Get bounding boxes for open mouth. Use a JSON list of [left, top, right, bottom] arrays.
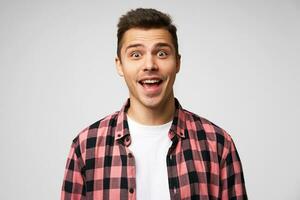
[[138, 79, 163, 87]]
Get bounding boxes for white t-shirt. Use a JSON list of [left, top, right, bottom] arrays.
[[127, 115, 172, 200]]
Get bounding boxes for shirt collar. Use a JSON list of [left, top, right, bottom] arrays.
[[115, 98, 187, 141]]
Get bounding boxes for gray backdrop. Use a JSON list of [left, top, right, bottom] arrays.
[[1, 0, 299, 199]]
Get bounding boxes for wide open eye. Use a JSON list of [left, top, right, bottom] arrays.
[[157, 50, 168, 58], [130, 51, 142, 59]]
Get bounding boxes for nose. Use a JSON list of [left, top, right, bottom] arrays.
[[143, 53, 158, 71]]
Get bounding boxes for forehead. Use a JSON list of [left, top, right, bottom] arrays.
[[121, 28, 174, 50]]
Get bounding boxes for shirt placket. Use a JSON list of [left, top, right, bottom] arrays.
[[124, 136, 136, 200], [166, 136, 180, 200]]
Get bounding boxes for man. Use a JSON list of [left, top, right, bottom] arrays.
[[61, 8, 247, 200]]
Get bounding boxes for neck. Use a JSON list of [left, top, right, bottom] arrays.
[[127, 96, 175, 126]]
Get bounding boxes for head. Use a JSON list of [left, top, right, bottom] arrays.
[[115, 8, 181, 114], [117, 8, 179, 61]]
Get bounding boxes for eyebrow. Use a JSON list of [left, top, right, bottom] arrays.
[[154, 42, 173, 49], [125, 44, 144, 53], [125, 42, 173, 53]]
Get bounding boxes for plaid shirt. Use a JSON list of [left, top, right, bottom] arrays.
[[61, 98, 247, 200]]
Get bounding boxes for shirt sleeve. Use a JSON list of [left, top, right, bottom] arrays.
[[61, 139, 86, 200], [220, 137, 248, 200]]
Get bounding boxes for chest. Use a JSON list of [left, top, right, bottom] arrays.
[[84, 136, 220, 199]]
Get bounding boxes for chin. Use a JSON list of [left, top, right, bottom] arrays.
[[141, 97, 161, 108], [140, 95, 170, 110]]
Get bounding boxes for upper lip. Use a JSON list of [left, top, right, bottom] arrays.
[[138, 76, 163, 83]]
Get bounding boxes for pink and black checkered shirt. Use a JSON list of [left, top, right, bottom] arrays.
[[61, 98, 247, 200]]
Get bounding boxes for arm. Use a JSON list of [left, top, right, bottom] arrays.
[[220, 138, 248, 200], [61, 139, 86, 200]]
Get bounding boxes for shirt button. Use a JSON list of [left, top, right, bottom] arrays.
[[129, 188, 134, 193], [128, 153, 133, 158]]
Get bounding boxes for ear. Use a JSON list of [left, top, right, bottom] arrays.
[[176, 54, 181, 73], [115, 57, 124, 77]]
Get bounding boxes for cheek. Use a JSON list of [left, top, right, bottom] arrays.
[[162, 61, 178, 75], [121, 66, 138, 83], [124, 62, 145, 77]]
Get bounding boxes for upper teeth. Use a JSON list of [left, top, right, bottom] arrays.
[[142, 80, 160, 84]]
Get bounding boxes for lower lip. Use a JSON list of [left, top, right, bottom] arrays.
[[139, 82, 163, 96]]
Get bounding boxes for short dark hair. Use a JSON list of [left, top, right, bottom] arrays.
[[117, 8, 179, 58]]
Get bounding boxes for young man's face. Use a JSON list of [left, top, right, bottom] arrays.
[[116, 28, 180, 110]]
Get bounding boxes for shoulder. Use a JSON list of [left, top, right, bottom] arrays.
[[71, 111, 120, 157], [182, 108, 234, 154]]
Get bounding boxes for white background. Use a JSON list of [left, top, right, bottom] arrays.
[[0, 1, 299, 199]]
